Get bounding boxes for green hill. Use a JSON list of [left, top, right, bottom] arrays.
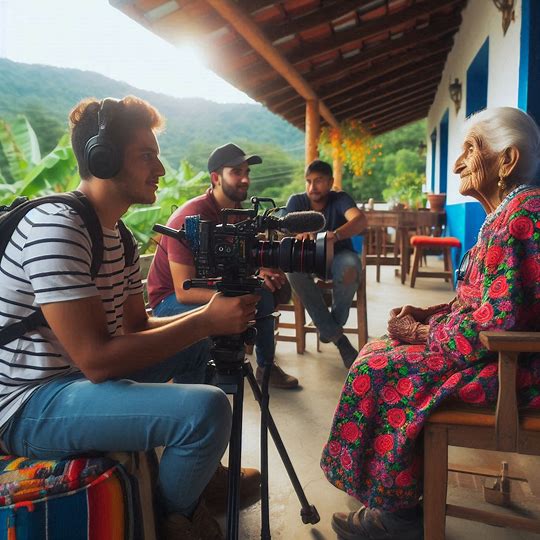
[[0, 58, 304, 167]]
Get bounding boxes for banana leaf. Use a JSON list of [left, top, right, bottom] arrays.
[[0, 117, 41, 182]]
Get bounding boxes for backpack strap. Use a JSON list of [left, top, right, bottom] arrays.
[[118, 219, 136, 268], [0, 191, 104, 347]]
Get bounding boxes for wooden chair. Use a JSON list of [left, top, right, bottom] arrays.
[[276, 245, 368, 354], [423, 330, 540, 539]]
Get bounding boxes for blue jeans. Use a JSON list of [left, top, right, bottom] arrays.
[[1, 366, 232, 516], [154, 289, 276, 369], [287, 249, 361, 343]]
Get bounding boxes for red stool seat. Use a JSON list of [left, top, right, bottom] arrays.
[[410, 235, 461, 248]]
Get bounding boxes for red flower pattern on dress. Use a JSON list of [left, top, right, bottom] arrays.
[[396, 378, 414, 397], [321, 187, 540, 512], [381, 386, 401, 405], [489, 276, 509, 298], [368, 355, 389, 369], [472, 302, 494, 324], [387, 408, 406, 428], [374, 434, 394, 455], [458, 382, 486, 403], [485, 246, 504, 270], [509, 215, 534, 239], [341, 421, 360, 442], [359, 397, 376, 417], [455, 334, 473, 355], [352, 374, 371, 396]]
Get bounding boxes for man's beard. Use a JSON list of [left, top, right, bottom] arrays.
[[222, 181, 248, 202]]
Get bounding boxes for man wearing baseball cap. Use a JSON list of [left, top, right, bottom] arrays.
[[148, 142, 298, 375]]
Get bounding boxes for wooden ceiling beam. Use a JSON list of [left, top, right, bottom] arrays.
[[370, 107, 429, 133], [264, 1, 360, 42], [219, 0, 463, 80], [333, 82, 439, 121], [276, 0, 461, 67], [355, 94, 435, 124], [324, 58, 446, 107], [259, 14, 458, 108], [204, 0, 338, 128], [258, 32, 454, 106], [371, 113, 428, 135], [273, 56, 445, 118], [287, 71, 442, 124], [366, 103, 429, 129]]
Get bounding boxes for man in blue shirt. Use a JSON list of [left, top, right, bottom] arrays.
[[286, 160, 367, 368]]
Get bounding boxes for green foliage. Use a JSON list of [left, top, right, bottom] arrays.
[[344, 120, 427, 202], [382, 171, 426, 208]]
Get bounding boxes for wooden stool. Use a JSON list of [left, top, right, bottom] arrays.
[[409, 236, 461, 288]]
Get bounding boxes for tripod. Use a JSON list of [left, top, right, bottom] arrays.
[[210, 329, 320, 540]]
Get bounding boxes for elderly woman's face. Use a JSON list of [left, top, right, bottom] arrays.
[[453, 131, 500, 197]]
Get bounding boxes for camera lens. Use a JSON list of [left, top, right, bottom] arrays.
[[253, 232, 332, 280]]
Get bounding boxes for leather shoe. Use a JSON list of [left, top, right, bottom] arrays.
[[203, 463, 261, 513], [161, 499, 223, 540], [255, 363, 299, 389]]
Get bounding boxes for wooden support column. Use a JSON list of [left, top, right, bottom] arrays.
[[305, 99, 320, 165], [333, 153, 343, 191]]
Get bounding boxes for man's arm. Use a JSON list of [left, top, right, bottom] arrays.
[[122, 292, 206, 333], [170, 261, 215, 305], [41, 291, 259, 383], [331, 207, 367, 241]]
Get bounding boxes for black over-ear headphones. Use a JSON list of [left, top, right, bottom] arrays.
[[84, 98, 122, 179]]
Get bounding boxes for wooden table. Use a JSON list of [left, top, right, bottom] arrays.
[[364, 209, 445, 283]]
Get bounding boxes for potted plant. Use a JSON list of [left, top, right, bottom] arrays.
[[427, 193, 446, 212]]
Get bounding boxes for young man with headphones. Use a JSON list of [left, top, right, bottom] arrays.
[[0, 96, 256, 539]]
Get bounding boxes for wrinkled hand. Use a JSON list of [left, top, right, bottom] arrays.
[[387, 313, 429, 344], [203, 292, 260, 335], [388, 303, 448, 325], [258, 268, 287, 292]]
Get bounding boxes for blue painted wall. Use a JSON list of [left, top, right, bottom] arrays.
[[445, 201, 486, 270], [466, 38, 489, 117], [518, 0, 540, 125], [439, 110, 449, 194]]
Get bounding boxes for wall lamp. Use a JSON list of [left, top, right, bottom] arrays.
[[492, 0, 515, 35], [448, 78, 462, 114]]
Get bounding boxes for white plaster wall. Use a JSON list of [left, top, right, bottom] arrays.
[[426, 0, 523, 204]]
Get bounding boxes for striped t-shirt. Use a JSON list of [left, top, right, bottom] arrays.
[[0, 202, 143, 430]]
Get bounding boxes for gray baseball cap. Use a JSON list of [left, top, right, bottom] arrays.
[[207, 143, 262, 173]]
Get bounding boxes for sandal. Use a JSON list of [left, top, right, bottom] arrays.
[[331, 506, 423, 540]]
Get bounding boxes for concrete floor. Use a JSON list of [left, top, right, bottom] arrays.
[[217, 258, 540, 539]]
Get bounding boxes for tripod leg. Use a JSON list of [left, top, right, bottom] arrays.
[[226, 376, 245, 540], [259, 365, 271, 540], [245, 366, 320, 525]]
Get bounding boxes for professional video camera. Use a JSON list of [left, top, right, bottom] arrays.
[[153, 196, 332, 292]]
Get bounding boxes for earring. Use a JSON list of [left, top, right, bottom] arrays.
[[498, 175, 507, 192]]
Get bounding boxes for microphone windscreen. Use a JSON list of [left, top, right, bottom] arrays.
[[281, 211, 325, 233]]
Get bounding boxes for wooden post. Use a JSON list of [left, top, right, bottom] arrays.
[[305, 99, 320, 165], [333, 153, 343, 191]]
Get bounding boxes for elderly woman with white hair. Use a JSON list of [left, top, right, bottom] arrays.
[[323, 107, 540, 540]]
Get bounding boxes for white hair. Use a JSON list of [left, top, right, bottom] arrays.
[[464, 107, 540, 184]]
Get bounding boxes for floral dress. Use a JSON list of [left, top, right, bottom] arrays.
[[321, 185, 540, 511]]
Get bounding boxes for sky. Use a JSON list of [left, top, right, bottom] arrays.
[[0, 0, 254, 104]]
